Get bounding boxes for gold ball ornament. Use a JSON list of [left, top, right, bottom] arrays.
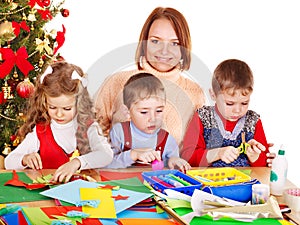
[[0, 21, 16, 42]]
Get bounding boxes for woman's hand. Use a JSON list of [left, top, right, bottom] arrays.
[[52, 158, 81, 183], [22, 152, 43, 170]]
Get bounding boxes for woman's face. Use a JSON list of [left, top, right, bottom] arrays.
[[146, 18, 182, 72]]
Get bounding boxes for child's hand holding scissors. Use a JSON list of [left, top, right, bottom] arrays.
[[238, 132, 266, 163]]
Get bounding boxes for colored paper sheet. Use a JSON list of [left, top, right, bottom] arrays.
[[80, 188, 116, 219], [100, 171, 144, 182], [40, 179, 152, 214], [19, 206, 102, 225], [0, 172, 50, 203], [117, 218, 176, 225], [22, 207, 52, 225], [101, 177, 151, 193]]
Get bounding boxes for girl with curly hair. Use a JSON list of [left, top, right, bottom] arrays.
[[5, 61, 113, 182]]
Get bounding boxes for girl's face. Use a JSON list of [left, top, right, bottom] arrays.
[[129, 96, 165, 134], [47, 94, 76, 124], [212, 89, 251, 122], [146, 18, 182, 72]]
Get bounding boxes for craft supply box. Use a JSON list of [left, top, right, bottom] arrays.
[[142, 169, 202, 196], [187, 167, 251, 186]]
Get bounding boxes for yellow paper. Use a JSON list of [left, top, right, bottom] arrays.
[[80, 187, 116, 218], [0, 204, 6, 209]]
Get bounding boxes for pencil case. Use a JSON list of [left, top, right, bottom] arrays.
[[142, 169, 202, 196], [202, 179, 261, 202]]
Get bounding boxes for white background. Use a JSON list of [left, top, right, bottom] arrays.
[[49, 0, 300, 186]]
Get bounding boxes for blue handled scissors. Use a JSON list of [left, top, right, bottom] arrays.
[[238, 132, 250, 154]]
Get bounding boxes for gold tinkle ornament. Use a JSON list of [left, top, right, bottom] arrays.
[[2, 143, 12, 155]]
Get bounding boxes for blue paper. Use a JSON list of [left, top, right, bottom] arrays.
[[40, 180, 152, 214]]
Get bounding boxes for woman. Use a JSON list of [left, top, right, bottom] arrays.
[[94, 7, 206, 150]]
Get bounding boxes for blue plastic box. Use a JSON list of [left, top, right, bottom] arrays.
[[142, 169, 202, 196]]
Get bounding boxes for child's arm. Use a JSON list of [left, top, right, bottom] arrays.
[[181, 112, 209, 166], [77, 122, 114, 169], [4, 129, 40, 170]]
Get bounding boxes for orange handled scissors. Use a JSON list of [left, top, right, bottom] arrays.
[[238, 132, 250, 154]]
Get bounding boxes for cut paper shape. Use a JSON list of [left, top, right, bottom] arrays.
[[112, 195, 129, 201], [40, 180, 152, 214], [66, 210, 90, 218], [100, 184, 120, 190], [75, 200, 100, 208], [51, 219, 74, 225], [4, 170, 47, 190]]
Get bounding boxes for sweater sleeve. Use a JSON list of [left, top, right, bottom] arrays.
[[4, 128, 40, 170], [249, 119, 269, 167], [180, 111, 208, 166], [77, 122, 113, 169]]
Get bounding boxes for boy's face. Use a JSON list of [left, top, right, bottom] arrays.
[[212, 89, 251, 122], [129, 96, 165, 134], [47, 94, 77, 124]]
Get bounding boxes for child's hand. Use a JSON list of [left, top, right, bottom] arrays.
[[52, 158, 81, 183], [22, 152, 43, 170], [217, 146, 239, 163], [246, 139, 266, 163], [168, 157, 191, 172], [130, 148, 161, 164]]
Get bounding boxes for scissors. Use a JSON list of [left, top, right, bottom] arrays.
[[238, 132, 250, 154]]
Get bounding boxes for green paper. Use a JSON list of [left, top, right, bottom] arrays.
[[0, 171, 51, 203], [100, 177, 152, 193], [190, 216, 281, 225], [239, 169, 252, 176], [22, 207, 52, 225]]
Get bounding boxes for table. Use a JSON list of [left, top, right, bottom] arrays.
[[1, 167, 299, 224]]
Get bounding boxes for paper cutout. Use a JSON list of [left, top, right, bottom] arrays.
[[4, 170, 27, 187], [75, 200, 100, 208], [100, 184, 120, 190], [66, 210, 90, 218], [4, 170, 47, 190], [51, 218, 74, 225], [80, 188, 116, 218], [112, 195, 129, 201], [40, 180, 153, 214]]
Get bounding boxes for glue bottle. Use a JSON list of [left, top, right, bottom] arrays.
[[270, 145, 288, 196]]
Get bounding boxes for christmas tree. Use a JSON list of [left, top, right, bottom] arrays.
[[0, 0, 69, 156]]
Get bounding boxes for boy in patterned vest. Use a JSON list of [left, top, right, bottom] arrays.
[[181, 59, 270, 167]]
